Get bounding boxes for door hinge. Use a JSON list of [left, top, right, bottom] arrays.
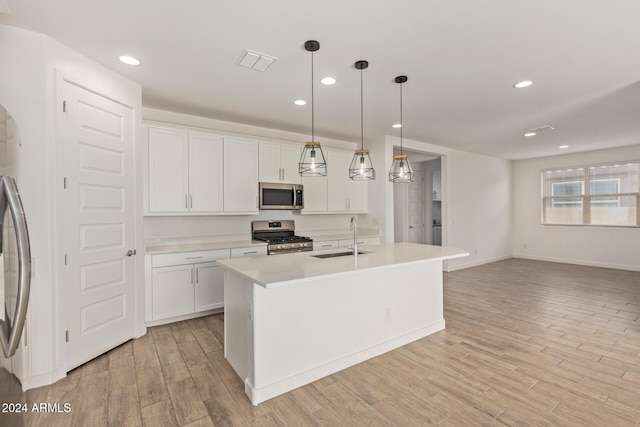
[[64, 254, 68, 266], [62, 100, 66, 112], [65, 330, 69, 342], [63, 177, 67, 189]]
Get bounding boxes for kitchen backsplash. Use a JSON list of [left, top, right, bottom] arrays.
[[144, 211, 372, 239]]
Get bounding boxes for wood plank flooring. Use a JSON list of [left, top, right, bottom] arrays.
[[22, 258, 640, 426]]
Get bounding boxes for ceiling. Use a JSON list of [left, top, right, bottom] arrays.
[[2, 0, 640, 160]]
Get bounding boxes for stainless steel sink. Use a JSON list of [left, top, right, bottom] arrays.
[[311, 251, 369, 259]]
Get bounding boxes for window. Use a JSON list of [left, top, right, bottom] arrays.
[[542, 162, 639, 226]]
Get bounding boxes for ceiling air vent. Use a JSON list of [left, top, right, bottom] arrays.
[[528, 125, 555, 134], [236, 49, 277, 72]]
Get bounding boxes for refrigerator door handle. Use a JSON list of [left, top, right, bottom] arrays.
[[0, 176, 32, 358]]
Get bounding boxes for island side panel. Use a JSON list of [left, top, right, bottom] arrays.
[[224, 270, 254, 384], [249, 259, 444, 404]]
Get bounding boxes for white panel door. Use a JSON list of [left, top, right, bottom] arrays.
[[224, 138, 258, 213], [60, 80, 136, 371], [189, 133, 223, 212], [280, 145, 302, 184], [408, 171, 425, 244], [148, 127, 189, 212]]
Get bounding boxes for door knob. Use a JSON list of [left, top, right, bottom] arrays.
[[126, 249, 137, 257]]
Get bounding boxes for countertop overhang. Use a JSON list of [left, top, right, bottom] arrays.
[[217, 242, 469, 288]]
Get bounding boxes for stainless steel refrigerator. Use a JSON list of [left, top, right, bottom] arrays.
[[0, 105, 32, 427]]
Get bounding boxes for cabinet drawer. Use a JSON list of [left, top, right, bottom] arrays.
[[230, 246, 267, 258], [314, 240, 340, 250], [152, 249, 231, 267], [339, 237, 380, 248]]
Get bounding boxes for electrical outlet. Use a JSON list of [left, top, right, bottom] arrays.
[[523, 243, 528, 249], [385, 307, 392, 322], [474, 248, 478, 255]]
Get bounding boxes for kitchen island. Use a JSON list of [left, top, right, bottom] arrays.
[[217, 242, 468, 405]]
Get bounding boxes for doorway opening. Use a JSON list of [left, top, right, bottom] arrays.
[[392, 148, 443, 246]]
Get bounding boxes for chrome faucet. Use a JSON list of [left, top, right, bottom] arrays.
[[350, 216, 358, 257]]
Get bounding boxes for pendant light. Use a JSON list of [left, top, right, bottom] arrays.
[[349, 60, 375, 180], [388, 75, 414, 183], [299, 40, 327, 177]]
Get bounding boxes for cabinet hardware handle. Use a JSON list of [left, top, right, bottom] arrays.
[[126, 249, 137, 257], [191, 269, 194, 285], [321, 244, 332, 247], [185, 194, 188, 209], [190, 194, 193, 208], [186, 256, 203, 260], [195, 268, 199, 283], [244, 251, 258, 255]]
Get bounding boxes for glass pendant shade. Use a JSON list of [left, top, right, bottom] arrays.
[[299, 141, 327, 176], [349, 149, 375, 180], [389, 154, 414, 182]]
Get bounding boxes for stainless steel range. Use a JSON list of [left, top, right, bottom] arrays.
[[251, 220, 313, 255]]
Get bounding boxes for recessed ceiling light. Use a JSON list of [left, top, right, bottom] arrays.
[[320, 77, 336, 85], [524, 132, 537, 137], [513, 80, 533, 89], [559, 145, 569, 149], [392, 124, 402, 129], [294, 100, 307, 106], [119, 55, 140, 66]]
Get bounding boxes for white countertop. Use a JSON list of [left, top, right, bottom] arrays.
[[145, 235, 266, 255], [217, 243, 469, 288]]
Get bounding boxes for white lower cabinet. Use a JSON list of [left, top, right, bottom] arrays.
[[150, 249, 230, 322], [338, 236, 381, 248]]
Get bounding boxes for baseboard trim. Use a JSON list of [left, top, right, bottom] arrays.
[[245, 320, 446, 405], [445, 255, 513, 272], [513, 253, 640, 272], [23, 368, 67, 391]]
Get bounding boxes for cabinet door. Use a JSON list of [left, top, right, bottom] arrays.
[[280, 145, 302, 184], [258, 143, 281, 183], [189, 133, 223, 212], [301, 176, 327, 212], [152, 265, 194, 320], [194, 262, 224, 311], [347, 178, 367, 212], [224, 138, 259, 212], [327, 149, 349, 211], [148, 127, 189, 212]]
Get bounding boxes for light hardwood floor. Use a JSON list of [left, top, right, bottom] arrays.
[[23, 258, 640, 426]]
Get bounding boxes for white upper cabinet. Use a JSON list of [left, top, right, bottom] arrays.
[[326, 148, 367, 213], [259, 142, 301, 184], [224, 138, 259, 213], [301, 175, 328, 212], [147, 126, 223, 214], [301, 147, 367, 214], [148, 127, 190, 213], [189, 132, 223, 212]]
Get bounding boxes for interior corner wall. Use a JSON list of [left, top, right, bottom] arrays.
[[384, 136, 513, 271], [0, 24, 143, 390], [0, 24, 53, 387], [513, 144, 640, 271]]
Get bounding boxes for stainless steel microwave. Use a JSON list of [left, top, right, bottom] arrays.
[[259, 182, 304, 210]]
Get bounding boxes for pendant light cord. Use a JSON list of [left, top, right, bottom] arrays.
[[400, 82, 403, 156], [360, 67, 364, 151], [311, 50, 315, 143]]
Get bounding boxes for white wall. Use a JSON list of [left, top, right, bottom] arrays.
[[0, 24, 142, 389], [142, 108, 362, 239], [367, 135, 513, 271], [513, 144, 640, 271]]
